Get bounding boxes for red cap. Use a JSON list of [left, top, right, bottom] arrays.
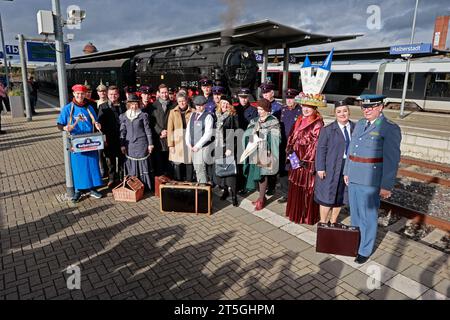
[[72, 84, 88, 93]]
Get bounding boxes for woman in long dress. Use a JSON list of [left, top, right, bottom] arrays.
[[286, 94, 324, 225], [119, 94, 154, 190], [242, 99, 280, 210]]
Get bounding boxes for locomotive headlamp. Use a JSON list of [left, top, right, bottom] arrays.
[[242, 51, 249, 58]]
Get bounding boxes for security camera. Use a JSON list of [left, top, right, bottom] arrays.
[[67, 9, 86, 21]]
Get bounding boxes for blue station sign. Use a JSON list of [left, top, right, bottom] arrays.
[[26, 41, 70, 63], [390, 43, 432, 55]]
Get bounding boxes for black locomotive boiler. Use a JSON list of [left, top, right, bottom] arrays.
[[133, 43, 259, 97]]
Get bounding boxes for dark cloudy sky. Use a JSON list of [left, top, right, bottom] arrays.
[[1, 0, 449, 60]]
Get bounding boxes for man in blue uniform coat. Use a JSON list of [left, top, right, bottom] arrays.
[[278, 88, 302, 203], [260, 82, 282, 120], [343, 95, 401, 264], [57, 84, 104, 203], [199, 78, 216, 114]]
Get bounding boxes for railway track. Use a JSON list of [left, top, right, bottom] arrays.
[[398, 157, 450, 187], [386, 157, 450, 235], [380, 200, 450, 232]]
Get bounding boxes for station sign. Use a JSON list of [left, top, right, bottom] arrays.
[[390, 43, 432, 55], [26, 41, 70, 63]]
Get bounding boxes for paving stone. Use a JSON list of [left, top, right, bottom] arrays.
[[341, 270, 376, 295], [401, 264, 444, 288], [263, 228, 293, 243], [250, 220, 277, 234], [384, 274, 429, 299], [372, 252, 413, 273], [369, 284, 409, 300], [319, 259, 356, 278], [279, 237, 311, 253]]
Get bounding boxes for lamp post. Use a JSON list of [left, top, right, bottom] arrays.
[[52, 0, 74, 198], [0, 12, 10, 88], [399, 0, 419, 119]]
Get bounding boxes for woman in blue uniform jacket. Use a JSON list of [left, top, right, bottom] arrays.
[[314, 99, 355, 224]]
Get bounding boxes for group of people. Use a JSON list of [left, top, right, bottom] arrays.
[[56, 77, 401, 264]]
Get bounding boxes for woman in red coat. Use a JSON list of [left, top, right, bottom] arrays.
[[286, 94, 325, 225]]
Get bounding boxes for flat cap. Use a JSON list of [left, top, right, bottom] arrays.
[[193, 95, 208, 106]]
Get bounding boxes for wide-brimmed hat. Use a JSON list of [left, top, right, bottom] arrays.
[[295, 92, 327, 108]]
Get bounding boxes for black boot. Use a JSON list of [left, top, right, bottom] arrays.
[[231, 191, 238, 207]]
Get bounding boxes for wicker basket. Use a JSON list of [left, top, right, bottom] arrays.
[[112, 176, 144, 202]]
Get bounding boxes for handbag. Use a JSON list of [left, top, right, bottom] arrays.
[[215, 156, 237, 177]]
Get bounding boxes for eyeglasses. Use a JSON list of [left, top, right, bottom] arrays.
[[361, 105, 381, 111]]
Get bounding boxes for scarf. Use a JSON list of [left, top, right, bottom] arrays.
[[72, 98, 87, 107], [159, 98, 168, 112], [216, 111, 230, 131], [125, 109, 141, 121]]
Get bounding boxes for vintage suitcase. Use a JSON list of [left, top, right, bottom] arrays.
[[316, 223, 360, 257], [160, 182, 212, 215], [154, 175, 172, 197]]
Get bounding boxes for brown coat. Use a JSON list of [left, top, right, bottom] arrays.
[[167, 106, 194, 164]]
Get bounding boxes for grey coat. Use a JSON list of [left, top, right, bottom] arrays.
[[314, 120, 355, 205]]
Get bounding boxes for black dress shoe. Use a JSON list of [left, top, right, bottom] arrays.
[[266, 189, 275, 196], [277, 196, 288, 203], [238, 189, 248, 196], [220, 189, 229, 200], [354, 254, 369, 264]]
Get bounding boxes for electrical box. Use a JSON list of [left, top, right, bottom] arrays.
[[37, 10, 54, 35]]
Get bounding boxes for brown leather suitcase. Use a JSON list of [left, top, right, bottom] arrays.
[[316, 223, 360, 257], [154, 175, 172, 197], [160, 182, 212, 215]]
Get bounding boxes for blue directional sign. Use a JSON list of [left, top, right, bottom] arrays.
[[5, 45, 19, 55], [255, 53, 263, 63], [26, 41, 70, 63], [390, 43, 432, 55]]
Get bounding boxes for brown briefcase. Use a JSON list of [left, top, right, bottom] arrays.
[[160, 182, 212, 215], [316, 223, 360, 257], [154, 175, 172, 197]]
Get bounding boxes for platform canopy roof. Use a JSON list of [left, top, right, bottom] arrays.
[[71, 19, 362, 63]]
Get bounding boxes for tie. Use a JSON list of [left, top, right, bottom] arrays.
[[364, 120, 371, 132], [195, 113, 200, 121], [343, 125, 350, 156]]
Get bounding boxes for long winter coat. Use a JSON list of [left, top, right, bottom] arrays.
[[167, 105, 194, 164], [148, 99, 174, 151], [314, 120, 355, 206]]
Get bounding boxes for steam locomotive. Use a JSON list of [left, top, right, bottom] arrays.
[[35, 43, 259, 100]]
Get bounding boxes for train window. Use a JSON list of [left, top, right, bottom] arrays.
[[436, 73, 450, 82], [426, 73, 450, 98], [390, 73, 414, 91]]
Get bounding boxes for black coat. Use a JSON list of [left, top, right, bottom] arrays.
[[97, 101, 126, 154], [149, 99, 174, 151], [314, 120, 355, 205], [216, 114, 240, 158]]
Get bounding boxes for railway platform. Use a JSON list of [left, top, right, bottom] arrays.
[[0, 101, 448, 300]]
